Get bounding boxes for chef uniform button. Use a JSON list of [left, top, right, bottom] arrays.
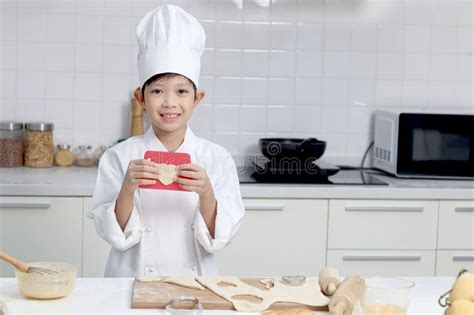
[[147, 266, 155, 273], [191, 224, 194, 230], [145, 226, 152, 232], [191, 265, 197, 272]]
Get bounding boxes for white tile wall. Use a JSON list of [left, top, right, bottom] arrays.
[[0, 0, 472, 160]]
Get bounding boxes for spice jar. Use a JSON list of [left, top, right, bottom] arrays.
[[76, 145, 95, 167], [0, 121, 24, 167], [55, 144, 75, 167], [24, 122, 54, 168]]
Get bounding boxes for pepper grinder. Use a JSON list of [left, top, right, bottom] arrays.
[[130, 92, 144, 137]]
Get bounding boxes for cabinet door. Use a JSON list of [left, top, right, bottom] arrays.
[[82, 197, 110, 277], [327, 250, 436, 276], [0, 196, 83, 277], [328, 200, 438, 250], [438, 201, 474, 250], [436, 250, 474, 276], [216, 199, 328, 277]]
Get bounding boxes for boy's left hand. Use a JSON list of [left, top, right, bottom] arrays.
[[175, 163, 213, 197]]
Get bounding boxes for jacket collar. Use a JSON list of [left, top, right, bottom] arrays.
[[144, 125, 196, 153]]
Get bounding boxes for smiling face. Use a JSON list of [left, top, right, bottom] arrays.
[[135, 74, 205, 137]]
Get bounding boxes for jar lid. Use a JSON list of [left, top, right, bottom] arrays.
[[0, 121, 24, 131], [57, 144, 71, 150], [25, 122, 54, 131]]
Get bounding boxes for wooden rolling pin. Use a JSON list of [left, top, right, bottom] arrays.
[[328, 275, 362, 315], [130, 90, 144, 137], [319, 267, 341, 296]]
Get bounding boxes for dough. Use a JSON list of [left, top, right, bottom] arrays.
[[136, 276, 162, 282], [196, 276, 329, 313], [156, 164, 177, 185], [163, 276, 205, 290]]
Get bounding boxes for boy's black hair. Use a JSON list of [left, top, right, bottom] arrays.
[[141, 72, 197, 100]]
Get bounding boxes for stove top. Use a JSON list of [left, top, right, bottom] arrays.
[[237, 159, 388, 185]]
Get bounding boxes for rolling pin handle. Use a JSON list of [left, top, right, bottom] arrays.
[[319, 266, 341, 296], [330, 301, 347, 315]]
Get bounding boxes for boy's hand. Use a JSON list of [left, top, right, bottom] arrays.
[[175, 163, 213, 197], [122, 159, 160, 193]]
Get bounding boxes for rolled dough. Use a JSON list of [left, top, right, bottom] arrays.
[[156, 164, 177, 185], [196, 276, 329, 312]]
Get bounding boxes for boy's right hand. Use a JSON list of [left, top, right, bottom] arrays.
[[122, 159, 160, 193]]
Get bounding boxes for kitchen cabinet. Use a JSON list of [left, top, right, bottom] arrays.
[[216, 199, 328, 277], [327, 199, 438, 276], [82, 197, 110, 277], [327, 249, 436, 276], [436, 200, 474, 276], [436, 250, 474, 276], [328, 199, 438, 250], [1, 193, 473, 278], [0, 196, 83, 277], [438, 200, 474, 250]]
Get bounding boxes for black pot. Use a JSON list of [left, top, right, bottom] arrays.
[[259, 138, 326, 161]]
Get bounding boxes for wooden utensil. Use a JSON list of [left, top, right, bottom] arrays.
[[0, 250, 58, 275], [130, 92, 144, 137], [319, 267, 341, 296], [328, 275, 362, 315]]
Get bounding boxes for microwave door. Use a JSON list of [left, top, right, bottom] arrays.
[[397, 114, 474, 178]]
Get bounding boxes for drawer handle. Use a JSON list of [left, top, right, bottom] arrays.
[[455, 207, 474, 213], [0, 203, 51, 209], [343, 255, 422, 262], [345, 206, 423, 212], [452, 256, 474, 262], [244, 205, 284, 211]]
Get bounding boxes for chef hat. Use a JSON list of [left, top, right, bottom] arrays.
[[136, 4, 206, 89]]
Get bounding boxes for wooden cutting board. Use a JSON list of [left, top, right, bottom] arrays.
[[131, 278, 329, 311]]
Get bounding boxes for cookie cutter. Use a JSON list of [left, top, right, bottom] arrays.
[[165, 295, 203, 314], [282, 275, 306, 286]]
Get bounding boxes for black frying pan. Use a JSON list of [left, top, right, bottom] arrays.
[[259, 138, 326, 160]]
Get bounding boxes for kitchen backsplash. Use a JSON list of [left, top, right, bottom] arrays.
[[0, 0, 472, 162]]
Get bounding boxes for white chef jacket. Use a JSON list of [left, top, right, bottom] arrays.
[[88, 126, 245, 277]]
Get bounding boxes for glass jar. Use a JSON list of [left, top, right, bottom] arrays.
[[55, 144, 75, 167], [24, 122, 54, 168], [76, 145, 95, 167], [95, 145, 111, 165], [0, 121, 24, 167]]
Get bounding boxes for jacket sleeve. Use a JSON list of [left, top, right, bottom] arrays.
[[193, 153, 245, 254], [87, 150, 143, 251]]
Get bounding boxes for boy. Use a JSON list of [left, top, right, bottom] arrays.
[[88, 4, 245, 277]]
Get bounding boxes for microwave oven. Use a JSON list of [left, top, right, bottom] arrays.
[[373, 110, 473, 179]]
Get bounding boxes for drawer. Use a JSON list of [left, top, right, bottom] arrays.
[[436, 250, 474, 276], [217, 199, 328, 277], [328, 200, 438, 250], [438, 201, 474, 249], [327, 250, 436, 276]]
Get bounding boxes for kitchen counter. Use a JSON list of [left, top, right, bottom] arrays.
[[0, 277, 453, 314], [0, 166, 473, 199]]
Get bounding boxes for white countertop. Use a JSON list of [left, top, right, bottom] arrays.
[[0, 166, 473, 200], [0, 277, 453, 314]]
